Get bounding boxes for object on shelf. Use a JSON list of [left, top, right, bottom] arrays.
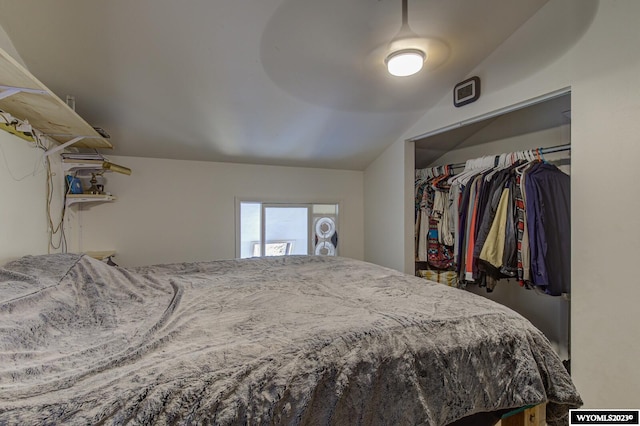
[[102, 161, 132, 175], [84, 172, 104, 195], [84, 251, 119, 266], [84, 250, 116, 260], [65, 193, 116, 207], [0, 109, 34, 142], [62, 152, 108, 161], [92, 127, 110, 138], [65, 175, 83, 194]]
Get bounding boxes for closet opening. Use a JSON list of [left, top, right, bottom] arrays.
[[412, 91, 572, 370]]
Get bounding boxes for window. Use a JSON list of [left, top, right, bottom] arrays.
[[238, 202, 338, 258]]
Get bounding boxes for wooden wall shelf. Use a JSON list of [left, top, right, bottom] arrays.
[[0, 46, 112, 151]]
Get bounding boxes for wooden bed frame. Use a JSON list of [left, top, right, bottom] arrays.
[[497, 403, 546, 426]]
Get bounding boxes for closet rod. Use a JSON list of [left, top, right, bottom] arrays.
[[446, 143, 571, 169]]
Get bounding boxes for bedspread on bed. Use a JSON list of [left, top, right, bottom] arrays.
[[0, 254, 581, 426]]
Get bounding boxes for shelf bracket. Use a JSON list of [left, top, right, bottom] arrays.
[[0, 87, 20, 101], [43, 136, 86, 157], [0, 85, 48, 101]]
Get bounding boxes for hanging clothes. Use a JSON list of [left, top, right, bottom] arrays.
[[479, 185, 511, 270], [472, 163, 518, 283], [514, 162, 535, 287], [415, 146, 570, 296], [415, 166, 455, 271], [524, 162, 571, 296]]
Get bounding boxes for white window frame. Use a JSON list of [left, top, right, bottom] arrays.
[[235, 198, 340, 258]]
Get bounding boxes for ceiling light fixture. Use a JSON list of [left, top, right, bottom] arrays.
[[386, 49, 425, 77], [385, 0, 426, 77]]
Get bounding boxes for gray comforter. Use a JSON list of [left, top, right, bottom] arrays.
[[0, 254, 581, 425]]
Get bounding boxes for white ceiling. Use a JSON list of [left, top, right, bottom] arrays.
[[0, 0, 548, 170]]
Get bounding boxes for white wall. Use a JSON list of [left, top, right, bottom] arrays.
[[0, 131, 66, 263], [363, 138, 414, 273], [364, 0, 640, 408], [77, 155, 364, 267]]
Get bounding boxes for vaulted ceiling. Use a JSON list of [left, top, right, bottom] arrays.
[[0, 0, 548, 170]]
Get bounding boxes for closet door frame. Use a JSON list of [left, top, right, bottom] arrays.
[[409, 87, 573, 368]]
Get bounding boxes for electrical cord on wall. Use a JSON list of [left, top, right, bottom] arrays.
[[32, 130, 67, 254], [45, 153, 68, 253]]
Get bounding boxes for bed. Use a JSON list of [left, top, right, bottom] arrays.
[[0, 254, 581, 425]]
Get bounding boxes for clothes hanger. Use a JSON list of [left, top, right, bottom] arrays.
[[484, 152, 513, 181], [454, 157, 484, 185], [461, 155, 493, 185], [514, 149, 537, 174], [448, 159, 474, 185], [538, 147, 548, 164], [433, 164, 452, 189]]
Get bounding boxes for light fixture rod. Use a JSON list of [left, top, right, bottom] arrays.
[[402, 0, 408, 27], [396, 0, 415, 39]]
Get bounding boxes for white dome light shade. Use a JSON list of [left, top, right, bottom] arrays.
[[385, 49, 426, 77]]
